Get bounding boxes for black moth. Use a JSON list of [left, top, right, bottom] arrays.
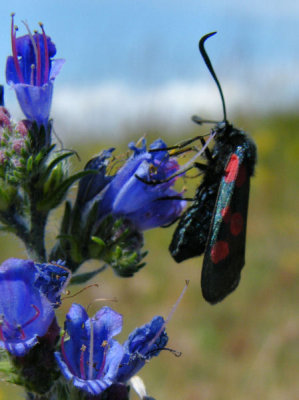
[[169, 32, 257, 304]]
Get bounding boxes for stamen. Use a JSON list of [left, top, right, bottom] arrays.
[[87, 296, 117, 313], [145, 280, 189, 354], [17, 325, 26, 340], [62, 284, 99, 301], [88, 320, 95, 380], [10, 13, 24, 83], [22, 304, 40, 329], [80, 344, 87, 379], [30, 64, 35, 85], [61, 331, 76, 375], [39, 23, 49, 84], [96, 341, 108, 379], [22, 20, 39, 85], [34, 30, 42, 86], [0, 322, 5, 341]]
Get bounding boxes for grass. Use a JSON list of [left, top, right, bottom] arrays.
[[0, 112, 298, 399]]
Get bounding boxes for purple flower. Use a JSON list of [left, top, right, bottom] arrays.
[[6, 14, 64, 127], [98, 139, 186, 231], [0, 258, 55, 356], [116, 316, 168, 383], [55, 304, 124, 396]]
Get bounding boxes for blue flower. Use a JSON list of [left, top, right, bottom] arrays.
[[6, 14, 64, 127], [116, 315, 168, 383], [0, 258, 55, 356], [98, 139, 186, 231], [55, 304, 124, 396]]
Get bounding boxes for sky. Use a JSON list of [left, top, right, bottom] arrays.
[[0, 0, 298, 139]]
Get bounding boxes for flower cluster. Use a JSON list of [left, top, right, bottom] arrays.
[[0, 14, 187, 400], [0, 258, 168, 397], [0, 106, 31, 186]]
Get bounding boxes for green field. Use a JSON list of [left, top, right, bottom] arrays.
[[0, 113, 298, 400]]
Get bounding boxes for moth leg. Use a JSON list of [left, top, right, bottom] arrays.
[[199, 137, 213, 161]]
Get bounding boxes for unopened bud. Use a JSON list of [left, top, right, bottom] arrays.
[[15, 119, 32, 137]]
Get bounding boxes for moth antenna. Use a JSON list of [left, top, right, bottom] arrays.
[[199, 32, 227, 123]]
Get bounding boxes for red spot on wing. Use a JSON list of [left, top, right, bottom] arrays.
[[230, 212, 243, 236], [224, 154, 239, 183], [236, 164, 247, 187], [221, 206, 231, 223], [211, 241, 229, 264]]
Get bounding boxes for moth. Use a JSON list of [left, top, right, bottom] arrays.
[[169, 32, 257, 304]]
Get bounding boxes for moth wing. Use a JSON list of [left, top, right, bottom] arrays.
[[169, 180, 218, 262], [201, 147, 250, 304]]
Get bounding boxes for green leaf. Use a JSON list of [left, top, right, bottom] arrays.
[[91, 236, 105, 247], [26, 155, 34, 173], [37, 170, 97, 211], [41, 151, 74, 182], [60, 201, 72, 235], [70, 265, 108, 284], [81, 201, 99, 240]]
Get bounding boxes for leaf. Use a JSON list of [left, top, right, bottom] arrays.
[[41, 151, 75, 182], [91, 236, 105, 247], [60, 201, 72, 235], [70, 265, 108, 284], [37, 170, 97, 211]]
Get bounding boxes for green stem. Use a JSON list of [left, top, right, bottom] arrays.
[[26, 182, 49, 261]]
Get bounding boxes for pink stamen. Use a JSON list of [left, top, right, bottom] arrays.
[[22, 304, 40, 329], [61, 332, 76, 375], [0, 323, 5, 342], [96, 342, 108, 379], [80, 345, 87, 380], [17, 325, 26, 340], [39, 23, 49, 84], [35, 31, 42, 86], [10, 13, 24, 83]]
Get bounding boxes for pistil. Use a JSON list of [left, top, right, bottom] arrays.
[[88, 320, 95, 380], [34, 30, 42, 86], [39, 23, 49, 84]]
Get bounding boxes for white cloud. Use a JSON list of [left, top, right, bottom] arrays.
[[6, 70, 298, 142], [49, 74, 298, 140]]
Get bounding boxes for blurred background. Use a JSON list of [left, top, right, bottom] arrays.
[[0, 1, 298, 399]]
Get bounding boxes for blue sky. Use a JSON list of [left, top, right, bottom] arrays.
[[1, 0, 298, 139]]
